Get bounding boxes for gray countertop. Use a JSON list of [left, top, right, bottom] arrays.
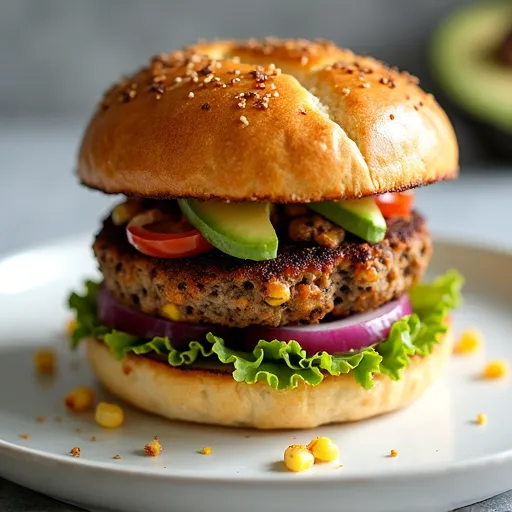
[[1, 119, 512, 511]]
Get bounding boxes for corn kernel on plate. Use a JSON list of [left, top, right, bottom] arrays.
[[1, 235, 512, 512]]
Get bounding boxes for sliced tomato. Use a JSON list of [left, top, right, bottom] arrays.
[[126, 209, 213, 258], [375, 192, 415, 218]]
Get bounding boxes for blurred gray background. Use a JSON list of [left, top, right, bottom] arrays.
[[0, 0, 497, 163], [0, 0, 511, 255]]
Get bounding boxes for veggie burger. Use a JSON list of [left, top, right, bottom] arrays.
[[69, 38, 463, 429]]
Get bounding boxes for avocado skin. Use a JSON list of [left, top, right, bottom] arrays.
[[432, 86, 512, 161], [429, 0, 512, 161]]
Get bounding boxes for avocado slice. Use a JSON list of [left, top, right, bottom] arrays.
[[430, 1, 512, 138], [178, 199, 278, 261], [308, 198, 386, 243]]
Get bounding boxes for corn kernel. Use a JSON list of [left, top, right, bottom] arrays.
[[95, 402, 124, 429], [265, 281, 290, 307], [144, 437, 162, 456], [454, 329, 482, 354], [200, 446, 212, 455], [355, 266, 380, 284], [390, 449, 399, 458], [284, 444, 314, 472], [160, 304, 183, 321], [483, 360, 509, 379], [34, 349, 56, 375], [65, 386, 95, 413], [112, 201, 144, 226], [476, 413, 487, 425], [307, 437, 340, 462]]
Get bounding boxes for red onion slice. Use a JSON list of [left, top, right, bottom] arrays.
[[97, 287, 230, 350], [97, 287, 411, 355], [241, 295, 412, 355]]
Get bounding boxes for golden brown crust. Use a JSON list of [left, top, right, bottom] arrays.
[[86, 329, 451, 429], [78, 38, 458, 202]]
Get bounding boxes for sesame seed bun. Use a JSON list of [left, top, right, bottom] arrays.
[[85, 329, 452, 429], [78, 38, 458, 202]]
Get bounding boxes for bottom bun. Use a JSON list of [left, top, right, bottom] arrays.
[[86, 331, 452, 430]]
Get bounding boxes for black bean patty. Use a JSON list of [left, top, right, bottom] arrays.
[[94, 210, 431, 328]]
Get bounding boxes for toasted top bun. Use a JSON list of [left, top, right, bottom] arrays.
[[78, 38, 458, 202]]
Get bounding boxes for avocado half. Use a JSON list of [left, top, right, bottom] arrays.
[[430, 1, 512, 158]]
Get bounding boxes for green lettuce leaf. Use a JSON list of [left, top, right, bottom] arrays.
[[68, 269, 463, 390]]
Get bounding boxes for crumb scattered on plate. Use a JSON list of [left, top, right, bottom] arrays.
[[70, 446, 81, 458], [34, 349, 56, 375], [144, 436, 162, 457], [19, 433, 29, 440], [65, 386, 95, 412]]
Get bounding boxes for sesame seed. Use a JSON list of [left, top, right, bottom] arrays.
[[188, 92, 195, 98], [414, 105, 419, 111], [341, 88, 350, 96], [232, 56, 241, 64], [360, 83, 370, 88], [419, 101, 423, 107], [256, 83, 266, 89], [300, 56, 309, 65], [201, 103, 210, 111], [273, 91, 279, 97], [240, 115, 249, 126], [234, 69, 241, 76], [390, 114, 395, 120], [155, 94, 162, 100], [173, 77, 183, 84], [300, 108, 307, 115]]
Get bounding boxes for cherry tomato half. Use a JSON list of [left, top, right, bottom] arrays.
[[375, 193, 415, 218], [126, 209, 213, 258]]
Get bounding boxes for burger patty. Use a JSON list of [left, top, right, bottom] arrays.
[[94, 210, 431, 328]]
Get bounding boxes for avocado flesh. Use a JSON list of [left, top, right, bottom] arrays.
[[178, 199, 278, 261], [308, 198, 386, 243], [430, 1, 512, 134]]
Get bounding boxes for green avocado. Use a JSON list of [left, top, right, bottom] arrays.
[[430, 1, 512, 139], [308, 198, 386, 243], [178, 199, 278, 261]]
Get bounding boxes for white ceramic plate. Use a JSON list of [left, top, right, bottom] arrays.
[[1, 235, 512, 512]]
